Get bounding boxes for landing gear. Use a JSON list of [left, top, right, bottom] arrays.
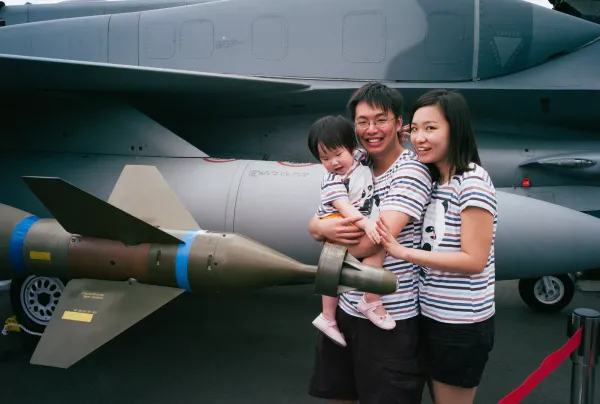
[[518, 274, 575, 313], [9, 275, 66, 334]]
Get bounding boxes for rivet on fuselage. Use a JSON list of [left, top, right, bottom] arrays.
[[207, 254, 213, 270]]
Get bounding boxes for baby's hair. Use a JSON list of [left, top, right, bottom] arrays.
[[307, 115, 357, 161]]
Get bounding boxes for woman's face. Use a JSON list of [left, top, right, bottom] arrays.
[[410, 105, 450, 165]]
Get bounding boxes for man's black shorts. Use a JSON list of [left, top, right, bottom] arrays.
[[308, 307, 426, 404], [420, 314, 495, 389]]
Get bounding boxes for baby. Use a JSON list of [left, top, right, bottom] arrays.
[[308, 115, 395, 347]]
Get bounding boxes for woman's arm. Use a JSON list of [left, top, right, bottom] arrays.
[[376, 207, 494, 274]]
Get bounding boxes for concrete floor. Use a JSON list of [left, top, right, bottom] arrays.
[[0, 280, 599, 404]]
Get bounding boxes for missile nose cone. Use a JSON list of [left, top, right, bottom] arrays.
[[314, 243, 398, 297], [186, 234, 397, 297], [496, 192, 600, 280], [188, 232, 316, 294]]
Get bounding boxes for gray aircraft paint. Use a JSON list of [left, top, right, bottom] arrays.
[[1, 0, 599, 82], [1, 152, 600, 283], [0, 0, 215, 26], [1, 0, 600, 287]]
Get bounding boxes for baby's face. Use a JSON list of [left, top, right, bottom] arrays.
[[318, 145, 355, 176]]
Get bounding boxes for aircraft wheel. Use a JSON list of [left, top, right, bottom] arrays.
[[518, 275, 575, 313], [9, 275, 66, 335]]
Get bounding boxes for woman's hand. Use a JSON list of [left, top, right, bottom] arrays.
[[376, 217, 407, 259]]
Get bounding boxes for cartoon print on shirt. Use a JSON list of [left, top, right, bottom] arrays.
[[421, 200, 449, 251], [369, 193, 380, 220], [342, 166, 378, 218]]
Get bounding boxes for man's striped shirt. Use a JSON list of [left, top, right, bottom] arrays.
[[418, 163, 497, 324], [339, 149, 432, 321]]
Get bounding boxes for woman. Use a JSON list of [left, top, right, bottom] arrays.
[[376, 89, 497, 404]]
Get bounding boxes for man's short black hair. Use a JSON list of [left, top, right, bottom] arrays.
[[307, 115, 357, 161], [347, 82, 404, 121]]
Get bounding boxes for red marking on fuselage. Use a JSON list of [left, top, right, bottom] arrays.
[[277, 161, 316, 167]]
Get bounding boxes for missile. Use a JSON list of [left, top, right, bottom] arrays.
[[0, 166, 397, 369], [0, 202, 395, 297]]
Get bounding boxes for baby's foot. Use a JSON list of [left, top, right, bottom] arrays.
[[312, 313, 347, 347], [357, 296, 396, 330]]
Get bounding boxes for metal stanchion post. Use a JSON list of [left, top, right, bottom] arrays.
[[568, 308, 599, 404]]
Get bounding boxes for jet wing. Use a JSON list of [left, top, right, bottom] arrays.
[[0, 53, 310, 95], [30, 278, 184, 369]]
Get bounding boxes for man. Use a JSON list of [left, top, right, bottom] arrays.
[[307, 82, 432, 404]]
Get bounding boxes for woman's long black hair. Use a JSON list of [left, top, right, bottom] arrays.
[[410, 89, 481, 182]]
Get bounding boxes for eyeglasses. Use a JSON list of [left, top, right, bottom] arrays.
[[354, 117, 394, 130]]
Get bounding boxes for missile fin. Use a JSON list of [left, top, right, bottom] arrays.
[[108, 165, 200, 230], [21, 176, 183, 245], [30, 278, 184, 369]]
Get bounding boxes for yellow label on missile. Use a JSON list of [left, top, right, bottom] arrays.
[[62, 311, 94, 323], [30, 251, 51, 261]]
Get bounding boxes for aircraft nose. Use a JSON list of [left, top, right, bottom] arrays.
[[495, 192, 600, 280], [477, 0, 600, 79]]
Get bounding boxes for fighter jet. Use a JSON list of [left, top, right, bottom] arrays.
[[1, 0, 600, 341]]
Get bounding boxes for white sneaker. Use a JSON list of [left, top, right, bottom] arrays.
[[312, 313, 347, 347]]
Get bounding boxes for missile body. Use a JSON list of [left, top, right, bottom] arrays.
[[0, 203, 397, 297]]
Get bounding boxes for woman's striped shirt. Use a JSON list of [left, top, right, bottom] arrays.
[[418, 163, 498, 324]]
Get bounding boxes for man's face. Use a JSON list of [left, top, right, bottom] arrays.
[[353, 101, 402, 157]]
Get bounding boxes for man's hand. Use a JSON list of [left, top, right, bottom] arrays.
[[363, 219, 381, 245], [399, 124, 411, 143], [309, 215, 365, 245]]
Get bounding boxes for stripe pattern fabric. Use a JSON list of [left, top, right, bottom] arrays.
[[339, 149, 432, 321], [418, 163, 498, 324]]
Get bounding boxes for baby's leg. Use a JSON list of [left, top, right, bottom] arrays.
[[362, 249, 386, 307], [357, 249, 396, 330], [322, 295, 338, 321], [313, 295, 347, 347]]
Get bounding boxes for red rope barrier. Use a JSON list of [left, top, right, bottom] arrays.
[[498, 326, 583, 404]]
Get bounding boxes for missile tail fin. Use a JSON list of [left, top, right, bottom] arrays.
[[108, 165, 200, 230], [30, 278, 184, 369], [21, 176, 182, 245]]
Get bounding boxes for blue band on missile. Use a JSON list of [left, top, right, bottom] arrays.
[[9, 216, 41, 278], [175, 230, 200, 292]]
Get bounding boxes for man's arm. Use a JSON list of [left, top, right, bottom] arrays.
[[308, 215, 365, 244], [308, 216, 325, 241], [376, 159, 432, 251]]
